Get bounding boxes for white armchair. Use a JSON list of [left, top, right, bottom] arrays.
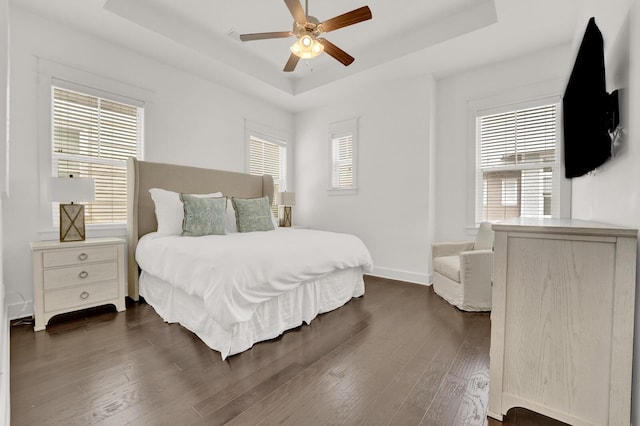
[[431, 222, 494, 311]]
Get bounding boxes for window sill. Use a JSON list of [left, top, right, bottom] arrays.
[[327, 188, 358, 196], [38, 223, 127, 241]]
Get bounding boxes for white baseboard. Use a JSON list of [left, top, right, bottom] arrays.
[[368, 267, 432, 286], [8, 300, 33, 320]]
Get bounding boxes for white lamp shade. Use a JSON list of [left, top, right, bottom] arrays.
[[275, 191, 295, 206], [47, 176, 96, 202]]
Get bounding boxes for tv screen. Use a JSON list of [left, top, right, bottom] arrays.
[[563, 17, 618, 178]]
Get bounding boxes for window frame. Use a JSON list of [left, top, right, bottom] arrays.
[[466, 91, 571, 230], [245, 120, 289, 215], [51, 84, 145, 226], [328, 118, 358, 195], [37, 58, 153, 236]]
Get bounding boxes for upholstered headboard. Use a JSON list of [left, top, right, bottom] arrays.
[[126, 157, 274, 300]]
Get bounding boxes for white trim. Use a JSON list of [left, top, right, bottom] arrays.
[[7, 300, 33, 321], [328, 118, 358, 193], [368, 267, 430, 286], [327, 188, 358, 196]]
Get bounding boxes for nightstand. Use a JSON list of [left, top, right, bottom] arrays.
[[31, 237, 126, 331]]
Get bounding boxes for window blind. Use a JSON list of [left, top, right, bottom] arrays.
[[249, 134, 286, 216], [331, 131, 353, 189], [52, 87, 144, 224], [478, 104, 557, 222]]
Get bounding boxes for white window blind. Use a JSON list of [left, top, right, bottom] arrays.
[[331, 131, 354, 189], [248, 134, 286, 216], [52, 86, 144, 225], [478, 103, 557, 222]]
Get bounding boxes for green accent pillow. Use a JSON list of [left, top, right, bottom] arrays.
[[232, 196, 275, 232], [180, 194, 227, 236]]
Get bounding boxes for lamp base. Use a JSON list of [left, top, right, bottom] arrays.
[[60, 203, 86, 242], [279, 206, 292, 227]]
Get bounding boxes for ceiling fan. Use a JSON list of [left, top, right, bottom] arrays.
[[239, 0, 372, 72]]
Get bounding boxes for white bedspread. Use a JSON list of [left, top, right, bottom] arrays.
[[136, 228, 372, 330]]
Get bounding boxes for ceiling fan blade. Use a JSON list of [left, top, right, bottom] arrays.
[[318, 6, 372, 33], [284, 0, 306, 24], [318, 39, 355, 66], [283, 53, 300, 72], [239, 31, 292, 41]]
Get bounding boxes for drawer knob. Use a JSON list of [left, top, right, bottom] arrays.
[[79, 271, 89, 279], [78, 253, 89, 261], [80, 291, 90, 300]]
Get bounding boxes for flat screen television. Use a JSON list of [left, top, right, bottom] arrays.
[[563, 17, 619, 178]]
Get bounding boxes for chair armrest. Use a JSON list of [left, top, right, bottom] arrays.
[[432, 241, 475, 258], [459, 249, 494, 310], [459, 250, 494, 283]]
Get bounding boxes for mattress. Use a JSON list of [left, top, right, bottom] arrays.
[[140, 267, 365, 359]]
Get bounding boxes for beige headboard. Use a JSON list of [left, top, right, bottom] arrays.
[[126, 157, 274, 300]]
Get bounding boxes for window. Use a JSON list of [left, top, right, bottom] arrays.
[[501, 178, 518, 206], [329, 119, 358, 193], [52, 86, 144, 225], [477, 103, 559, 222], [247, 131, 286, 217]]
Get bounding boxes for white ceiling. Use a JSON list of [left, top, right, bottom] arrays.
[[11, 0, 588, 111]]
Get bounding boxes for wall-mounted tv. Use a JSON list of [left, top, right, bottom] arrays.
[[563, 17, 619, 178]]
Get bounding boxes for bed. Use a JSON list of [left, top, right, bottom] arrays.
[[126, 157, 372, 359]]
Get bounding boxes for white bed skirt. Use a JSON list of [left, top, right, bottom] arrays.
[[139, 267, 365, 360]]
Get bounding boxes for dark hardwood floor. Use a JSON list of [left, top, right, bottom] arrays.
[[10, 276, 567, 425]]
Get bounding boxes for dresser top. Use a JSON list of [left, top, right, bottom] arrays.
[[492, 217, 638, 238], [31, 237, 125, 250]]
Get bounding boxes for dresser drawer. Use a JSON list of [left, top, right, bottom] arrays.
[[44, 281, 119, 313], [43, 245, 118, 268], [43, 262, 118, 291]]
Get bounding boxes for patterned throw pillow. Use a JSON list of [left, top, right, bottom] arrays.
[[180, 194, 227, 236], [232, 196, 275, 232]]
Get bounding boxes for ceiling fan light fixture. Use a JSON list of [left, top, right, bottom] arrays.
[[290, 34, 324, 59], [240, 0, 372, 71]]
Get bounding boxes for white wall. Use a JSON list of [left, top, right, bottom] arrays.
[[434, 45, 573, 243], [294, 75, 436, 284], [3, 8, 293, 318], [569, 1, 640, 423]]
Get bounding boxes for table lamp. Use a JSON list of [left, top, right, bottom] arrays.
[[275, 191, 295, 227], [47, 175, 95, 242]]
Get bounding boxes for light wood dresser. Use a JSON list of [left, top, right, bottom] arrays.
[[488, 218, 637, 426], [31, 237, 126, 331]]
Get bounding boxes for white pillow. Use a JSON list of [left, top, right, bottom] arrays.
[[149, 188, 223, 235], [225, 199, 238, 233]]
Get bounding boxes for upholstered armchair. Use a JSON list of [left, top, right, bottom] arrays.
[[431, 222, 494, 311]]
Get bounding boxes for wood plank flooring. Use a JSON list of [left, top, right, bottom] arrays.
[[10, 276, 568, 425]]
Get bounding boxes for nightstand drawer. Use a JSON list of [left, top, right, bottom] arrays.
[[43, 246, 118, 268], [44, 281, 119, 313], [43, 262, 118, 291]]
